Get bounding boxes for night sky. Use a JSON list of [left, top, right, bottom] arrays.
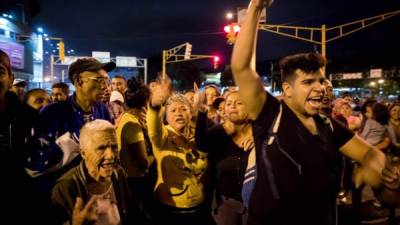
[[33, 0, 400, 68]]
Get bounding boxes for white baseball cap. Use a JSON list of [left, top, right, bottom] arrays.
[[109, 91, 124, 103], [13, 78, 27, 86]]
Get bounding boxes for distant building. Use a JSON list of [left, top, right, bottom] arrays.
[[0, 2, 42, 87]]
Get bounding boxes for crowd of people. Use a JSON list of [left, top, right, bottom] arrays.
[[1, 1, 400, 225]]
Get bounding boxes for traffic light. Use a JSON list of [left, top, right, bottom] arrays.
[[58, 40, 65, 61], [184, 42, 192, 60], [213, 56, 220, 69], [224, 23, 240, 45]]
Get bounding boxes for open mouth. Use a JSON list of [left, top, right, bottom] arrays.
[[100, 161, 115, 169], [175, 118, 185, 123], [307, 96, 323, 108]]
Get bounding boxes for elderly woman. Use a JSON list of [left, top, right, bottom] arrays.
[[51, 120, 144, 225], [147, 77, 213, 225]]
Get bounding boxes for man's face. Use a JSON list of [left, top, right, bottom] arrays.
[[111, 77, 127, 94], [343, 96, 352, 104], [0, 63, 12, 98], [321, 80, 333, 106], [26, 91, 50, 111], [78, 69, 109, 102], [10, 85, 25, 100], [82, 130, 117, 182], [100, 84, 112, 103], [51, 88, 68, 102], [205, 87, 218, 107], [284, 69, 325, 117]]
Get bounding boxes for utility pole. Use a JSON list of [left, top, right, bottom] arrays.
[[50, 54, 54, 84]]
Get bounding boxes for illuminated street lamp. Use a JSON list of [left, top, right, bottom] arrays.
[[369, 81, 376, 86], [378, 79, 384, 84], [226, 12, 234, 19]]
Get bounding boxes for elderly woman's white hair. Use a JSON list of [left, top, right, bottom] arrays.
[[80, 119, 115, 149], [165, 94, 192, 111]]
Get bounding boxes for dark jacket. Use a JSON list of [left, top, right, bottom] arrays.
[[51, 162, 145, 225], [26, 93, 111, 173], [0, 91, 43, 223]]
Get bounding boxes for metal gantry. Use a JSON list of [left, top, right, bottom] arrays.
[[257, 9, 400, 74], [162, 42, 216, 78]]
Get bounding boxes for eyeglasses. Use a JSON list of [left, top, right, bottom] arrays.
[[83, 76, 110, 85]]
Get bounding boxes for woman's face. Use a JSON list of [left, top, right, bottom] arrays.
[[166, 101, 191, 132], [365, 106, 373, 119], [390, 105, 400, 121], [224, 92, 248, 124], [340, 104, 353, 117]]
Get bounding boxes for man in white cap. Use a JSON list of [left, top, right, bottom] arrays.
[[10, 78, 27, 101]]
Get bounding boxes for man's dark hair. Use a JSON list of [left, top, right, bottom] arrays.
[[279, 52, 326, 83], [0, 49, 12, 77], [113, 75, 126, 81], [125, 77, 150, 109], [52, 82, 70, 95]]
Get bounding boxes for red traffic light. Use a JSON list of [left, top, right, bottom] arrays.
[[213, 56, 220, 69]]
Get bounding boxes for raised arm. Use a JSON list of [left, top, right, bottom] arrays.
[[147, 77, 172, 148], [339, 135, 386, 187], [231, 0, 273, 120], [193, 88, 209, 152]]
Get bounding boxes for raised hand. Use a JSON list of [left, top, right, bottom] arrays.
[[382, 156, 400, 190], [192, 82, 207, 113], [353, 165, 382, 188], [72, 196, 99, 225], [249, 0, 274, 9], [149, 75, 172, 108]]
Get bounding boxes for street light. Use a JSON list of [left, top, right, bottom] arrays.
[[226, 12, 234, 19], [369, 81, 376, 86], [378, 79, 384, 84]]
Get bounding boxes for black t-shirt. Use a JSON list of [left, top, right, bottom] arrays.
[[195, 112, 250, 201], [248, 92, 354, 225], [207, 124, 250, 201]]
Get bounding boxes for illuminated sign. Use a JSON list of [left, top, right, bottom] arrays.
[[116, 56, 137, 67], [0, 41, 25, 69]]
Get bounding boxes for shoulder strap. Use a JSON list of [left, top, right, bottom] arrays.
[[267, 104, 283, 145], [242, 103, 283, 206], [261, 104, 283, 200]]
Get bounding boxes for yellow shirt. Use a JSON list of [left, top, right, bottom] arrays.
[[147, 106, 208, 208], [116, 112, 146, 177]]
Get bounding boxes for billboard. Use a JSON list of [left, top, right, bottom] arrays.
[[116, 56, 137, 67], [0, 41, 25, 69]]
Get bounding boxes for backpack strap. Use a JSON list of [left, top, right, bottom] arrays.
[[261, 103, 283, 200]]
